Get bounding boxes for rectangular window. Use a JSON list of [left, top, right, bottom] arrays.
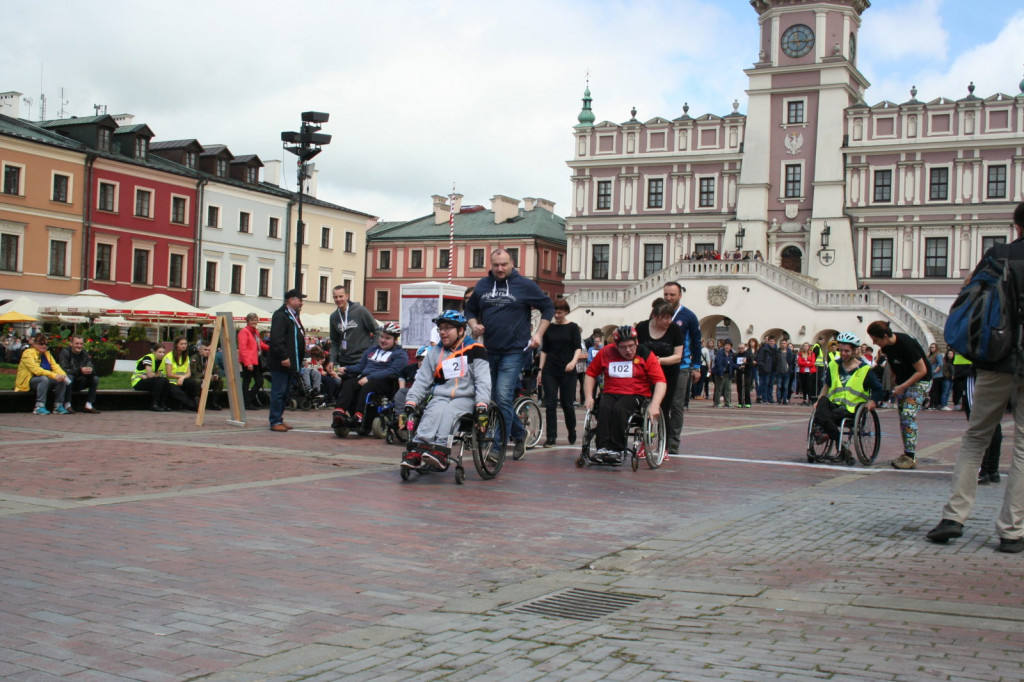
[[132, 248, 149, 284], [216, 159, 227, 177], [699, 178, 715, 207], [378, 249, 392, 270], [472, 248, 485, 269], [97, 128, 111, 152], [319, 275, 329, 303], [982, 235, 1007, 253], [597, 180, 612, 209], [2, 165, 19, 195], [924, 237, 948, 278], [643, 244, 663, 277], [787, 101, 804, 124], [134, 189, 152, 218], [169, 253, 184, 288], [320, 226, 331, 248], [258, 268, 271, 297], [376, 290, 389, 312], [1, 233, 19, 271], [207, 205, 220, 228], [507, 248, 519, 267], [49, 240, 67, 277], [171, 196, 187, 224], [870, 238, 893, 278], [439, 248, 450, 269], [647, 179, 664, 209], [929, 168, 949, 201], [343, 278, 352, 294], [556, 253, 564, 274], [873, 170, 892, 202], [204, 261, 218, 292], [246, 167, 257, 184], [98, 182, 116, 211], [268, 216, 279, 238], [987, 165, 1007, 199], [231, 264, 243, 295], [184, 151, 197, 169], [95, 243, 112, 280], [410, 249, 423, 269], [591, 244, 609, 280], [784, 164, 802, 198], [239, 212, 251, 233], [52, 174, 70, 203], [344, 231, 354, 253], [134, 137, 147, 159]]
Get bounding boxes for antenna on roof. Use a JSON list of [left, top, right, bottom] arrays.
[[93, 104, 107, 116], [58, 87, 70, 119]]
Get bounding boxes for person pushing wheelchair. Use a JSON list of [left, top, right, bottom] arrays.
[[812, 331, 884, 459], [583, 325, 667, 465], [402, 311, 491, 471]]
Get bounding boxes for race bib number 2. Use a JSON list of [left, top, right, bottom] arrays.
[[608, 361, 633, 378], [442, 356, 468, 380]]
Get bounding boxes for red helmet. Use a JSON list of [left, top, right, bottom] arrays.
[[613, 325, 638, 344]]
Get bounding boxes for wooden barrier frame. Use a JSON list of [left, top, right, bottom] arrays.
[[196, 312, 247, 427]]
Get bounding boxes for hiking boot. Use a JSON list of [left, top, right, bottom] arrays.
[[926, 519, 964, 543], [890, 454, 916, 470], [998, 537, 1024, 553]]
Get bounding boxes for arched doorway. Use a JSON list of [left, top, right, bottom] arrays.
[[762, 327, 791, 343], [700, 315, 741, 346], [780, 245, 802, 273]]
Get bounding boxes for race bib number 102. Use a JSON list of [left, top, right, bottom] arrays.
[[607, 361, 633, 379]]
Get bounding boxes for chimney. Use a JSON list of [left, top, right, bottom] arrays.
[[0, 91, 22, 118], [263, 159, 281, 187], [451, 193, 463, 214], [522, 197, 537, 211], [112, 113, 135, 125], [303, 165, 318, 197], [432, 194, 449, 224], [490, 194, 521, 224], [535, 197, 556, 213]]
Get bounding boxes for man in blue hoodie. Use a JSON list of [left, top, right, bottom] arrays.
[[465, 248, 555, 459]]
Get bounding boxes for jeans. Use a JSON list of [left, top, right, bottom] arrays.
[[30, 375, 66, 407], [758, 370, 775, 402], [775, 372, 792, 402], [269, 369, 292, 426], [69, 373, 99, 404], [488, 351, 525, 442], [940, 378, 952, 407]]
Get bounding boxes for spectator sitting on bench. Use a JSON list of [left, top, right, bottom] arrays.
[[58, 335, 101, 414], [131, 342, 172, 412], [16, 333, 70, 415]]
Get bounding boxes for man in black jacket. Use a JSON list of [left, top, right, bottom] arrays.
[[268, 289, 306, 432], [755, 336, 779, 403], [927, 202, 1024, 553], [58, 335, 100, 414]]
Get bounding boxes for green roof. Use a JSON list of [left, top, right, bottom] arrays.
[[368, 205, 566, 244], [0, 114, 88, 151]]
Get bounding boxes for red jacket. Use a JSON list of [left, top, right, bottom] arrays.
[[797, 352, 817, 373], [238, 325, 269, 367]]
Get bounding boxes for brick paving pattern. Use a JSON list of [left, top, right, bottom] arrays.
[[0, 403, 1020, 680]]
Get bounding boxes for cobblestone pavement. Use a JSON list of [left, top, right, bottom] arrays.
[[1, 402, 1021, 680]]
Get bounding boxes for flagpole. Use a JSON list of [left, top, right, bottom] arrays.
[[448, 182, 456, 284]]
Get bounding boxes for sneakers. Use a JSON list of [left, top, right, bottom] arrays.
[[512, 440, 526, 460], [998, 537, 1024, 553], [926, 519, 964, 543], [421, 449, 449, 470], [54, 405, 71, 415], [543, 437, 556, 447], [891, 454, 917, 470], [331, 409, 348, 428], [401, 450, 422, 468], [33, 406, 51, 415], [940, 406, 952, 411]]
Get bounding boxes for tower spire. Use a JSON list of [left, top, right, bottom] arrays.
[[576, 71, 595, 128]]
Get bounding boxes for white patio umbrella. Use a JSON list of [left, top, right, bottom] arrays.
[[302, 312, 331, 332], [0, 296, 40, 318], [203, 300, 273, 323], [40, 289, 123, 317], [107, 293, 213, 324]]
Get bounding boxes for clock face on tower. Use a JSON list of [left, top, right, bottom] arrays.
[[781, 24, 814, 58]]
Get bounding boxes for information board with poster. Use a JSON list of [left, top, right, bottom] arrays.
[[399, 281, 467, 349]]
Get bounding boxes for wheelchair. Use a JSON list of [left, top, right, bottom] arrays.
[[576, 395, 667, 471], [333, 387, 399, 439], [806, 401, 881, 466], [400, 401, 507, 484], [513, 387, 544, 453]]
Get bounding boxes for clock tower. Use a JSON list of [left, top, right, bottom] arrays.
[[734, 0, 870, 287]]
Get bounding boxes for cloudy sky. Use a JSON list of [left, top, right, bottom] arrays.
[[2, 0, 1022, 222]]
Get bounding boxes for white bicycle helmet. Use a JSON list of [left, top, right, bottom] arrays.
[[836, 331, 860, 346], [380, 322, 401, 338]]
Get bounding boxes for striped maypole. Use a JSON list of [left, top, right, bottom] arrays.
[[448, 183, 456, 284]]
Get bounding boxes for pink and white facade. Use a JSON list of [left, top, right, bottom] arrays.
[[564, 0, 1023, 346]]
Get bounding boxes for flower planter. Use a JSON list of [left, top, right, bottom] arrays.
[[92, 356, 117, 377]]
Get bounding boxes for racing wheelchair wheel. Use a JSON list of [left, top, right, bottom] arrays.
[[472, 403, 507, 480], [515, 396, 544, 450], [853, 403, 881, 466], [641, 406, 667, 469]]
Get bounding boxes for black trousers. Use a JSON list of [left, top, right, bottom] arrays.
[[69, 373, 99, 403], [134, 377, 169, 407], [596, 394, 643, 452], [542, 371, 577, 439], [813, 400, 853, 442], [336, 376, 397, 416], [241, 366, 263, 406], [735, 370, 753, 406]]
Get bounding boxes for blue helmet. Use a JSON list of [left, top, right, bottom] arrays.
[[416, 345, 430, 358], [432, 310, 467, 327]]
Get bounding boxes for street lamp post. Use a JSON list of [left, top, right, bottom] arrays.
[[282, 111, 331, 292]]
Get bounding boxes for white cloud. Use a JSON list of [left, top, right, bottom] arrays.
[[859, 0, 947, 63]]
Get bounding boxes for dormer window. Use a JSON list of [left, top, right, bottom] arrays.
[[184, 151, 197, 169], [134, 137, 148, 159], [216, 159, 227, 177], [97, 128, 111, 152], [246, 167, 257, 184]]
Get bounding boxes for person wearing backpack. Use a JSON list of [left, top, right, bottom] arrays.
[[927, 202, 1024, 553], [866, 321, 930, 470]]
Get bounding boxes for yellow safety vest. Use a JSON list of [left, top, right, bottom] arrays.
[[131, 353, 162, 387], [812, 343, 824, 366], [827, 360, 871, 413], [166, 354, 190, 377]]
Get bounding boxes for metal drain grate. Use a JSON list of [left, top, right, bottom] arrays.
[[512, 588, 650, 621]]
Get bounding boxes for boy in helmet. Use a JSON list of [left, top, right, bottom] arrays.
[[583, 324, 667, 465], [403, 311, 491, 470], [331, 322, 408, 431], [812, 331, 885, 458]]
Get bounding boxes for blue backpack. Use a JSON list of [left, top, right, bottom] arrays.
[[944, 245, 1021, 364]]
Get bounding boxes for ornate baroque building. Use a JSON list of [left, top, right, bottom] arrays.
[[564, 0, 1022, 346]]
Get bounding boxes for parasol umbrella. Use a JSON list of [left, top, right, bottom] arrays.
[[0, 310, 37, 323], [203, 300, 273, 323], [0, 296, 40, 319], [40, 289, 123, 317], [107, 293, 213, 324], [302, 312, 331, 332]]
